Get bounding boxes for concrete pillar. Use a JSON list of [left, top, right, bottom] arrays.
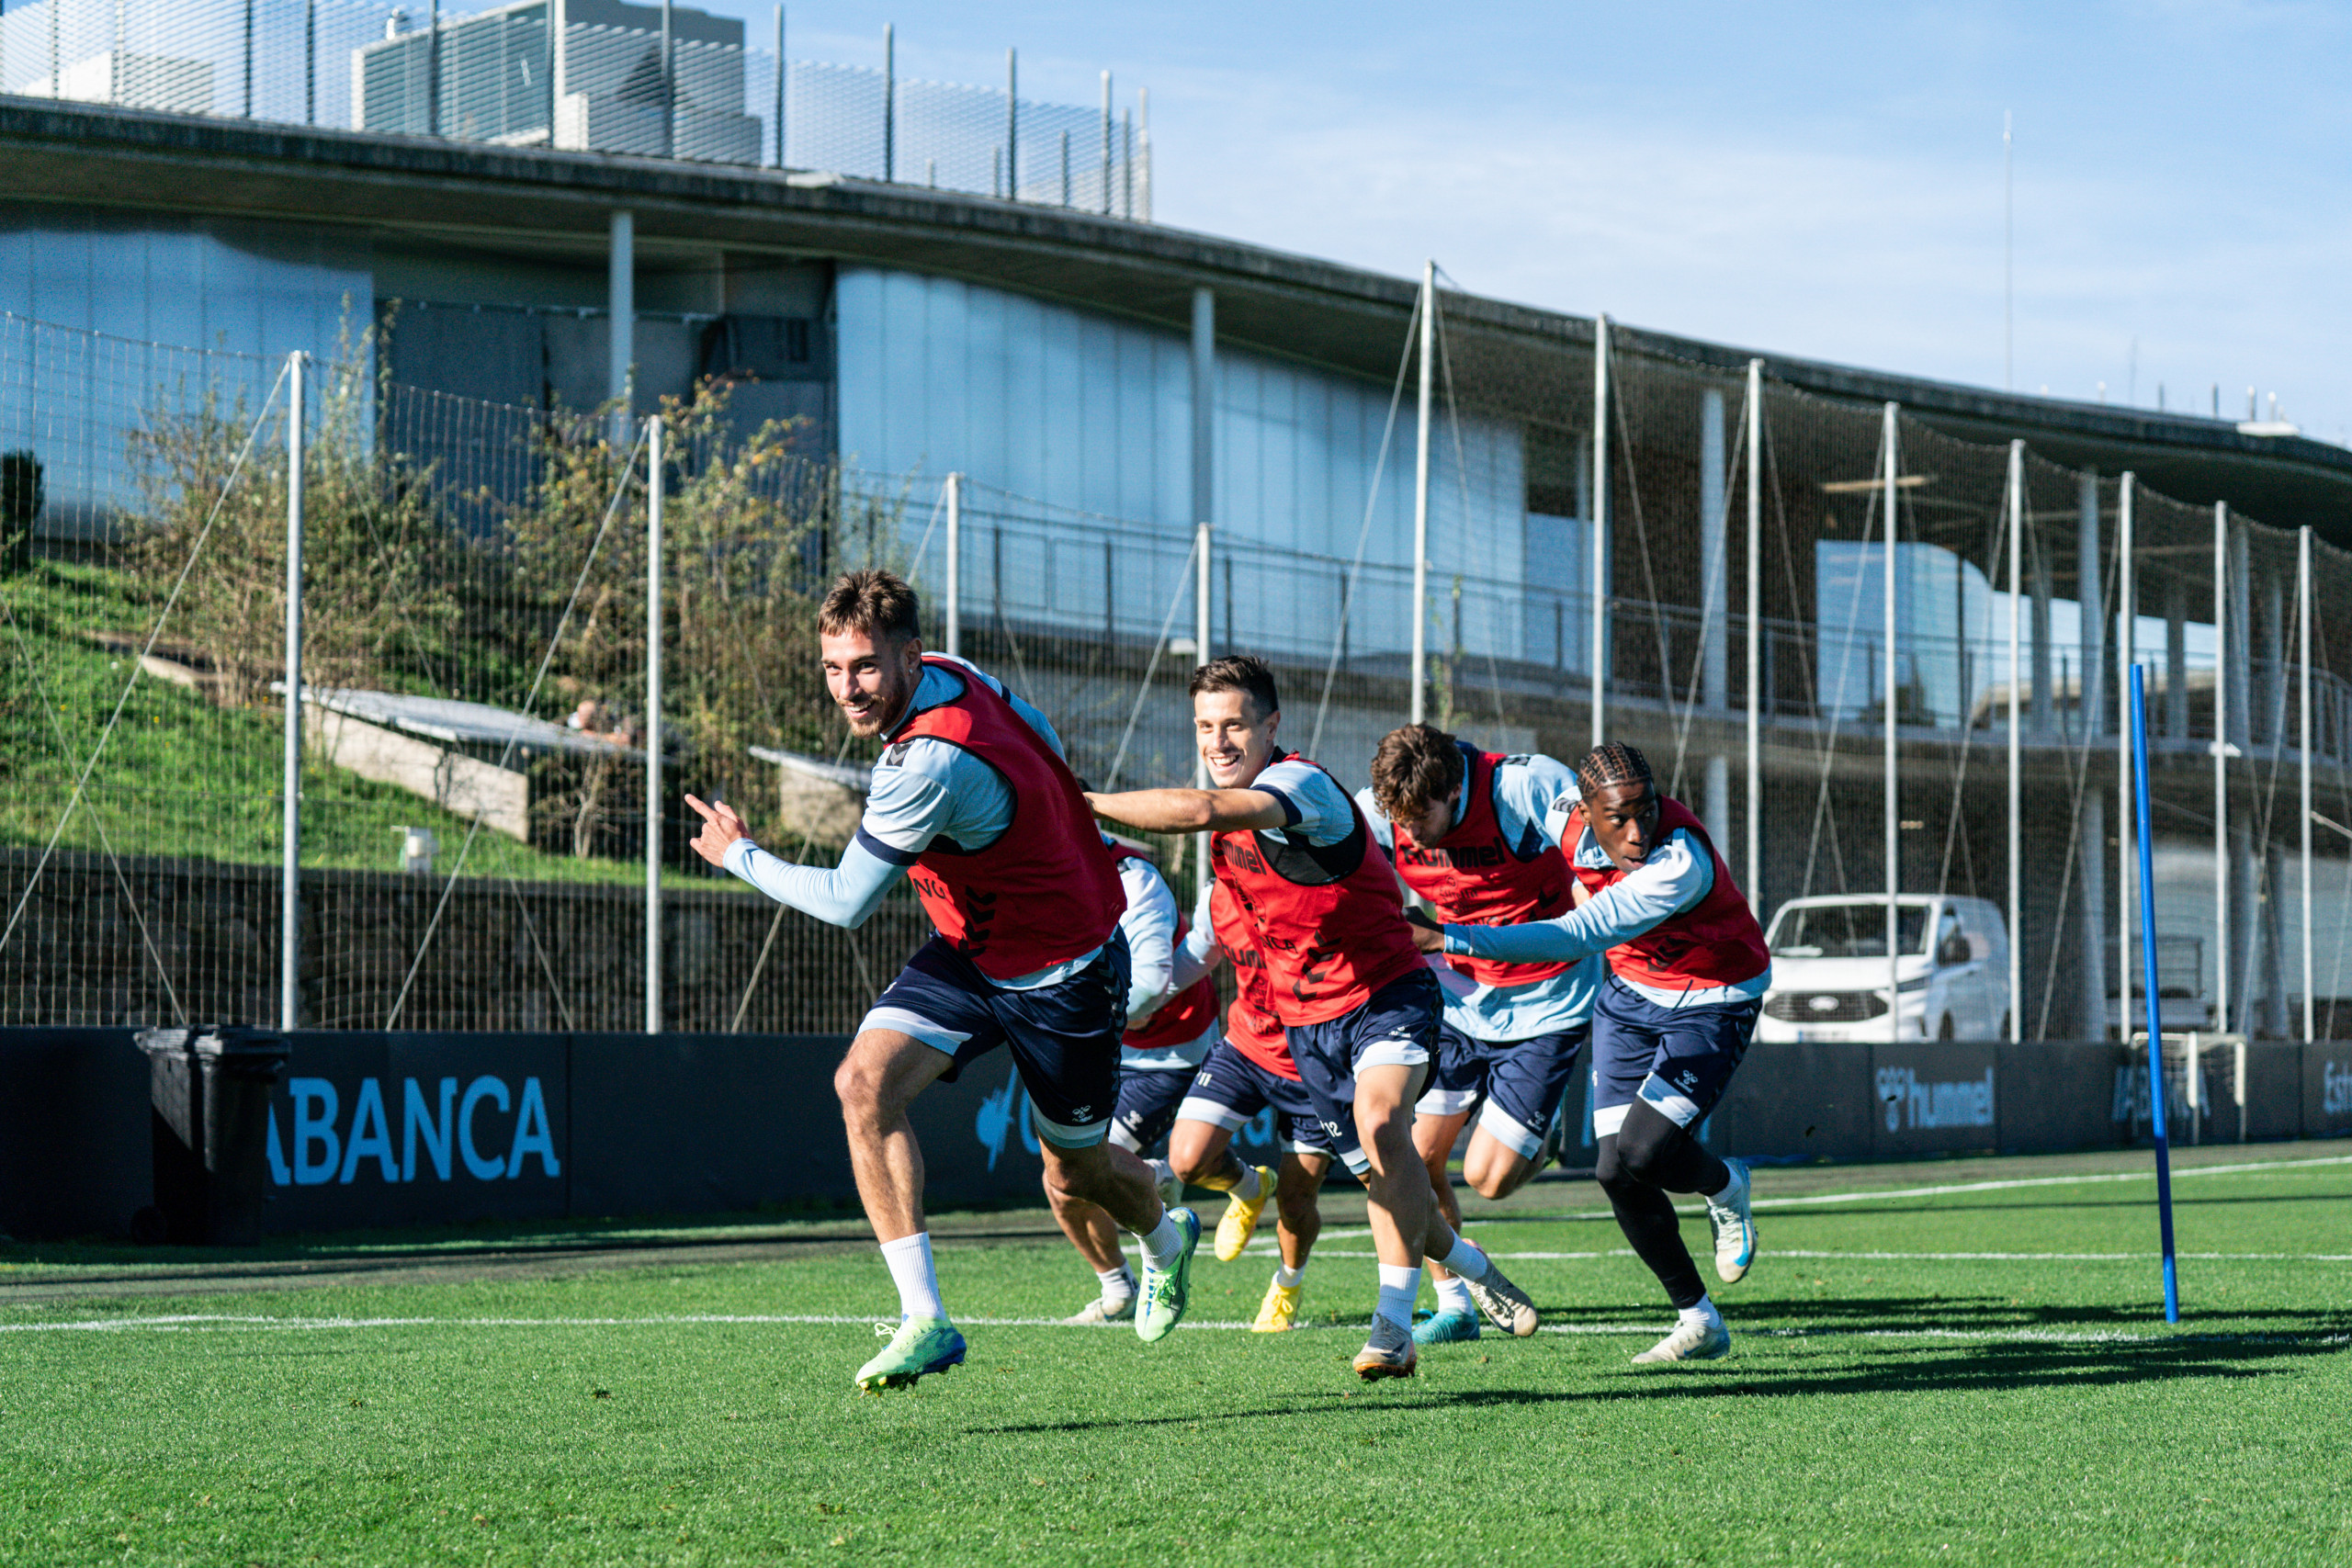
[[1190, 287, 1215, 535], [2230, 820, 2259, 1035], [1700, 389, 1728, 710], [2074, 470, 2107, 1036], [2260, 838, 2290, 1037], [1700, 388, 1730, 857], [2263, 566, 2286, 752], [608, 209, 635, 416], [2079, 784, 2109, 1038], [2228, 524, 2253, 750], [2165, 577, 2188, 739], [2078, 470, 2105, 740], [2030, 526, 2052, 736], [1703, 753, 1730, 840]]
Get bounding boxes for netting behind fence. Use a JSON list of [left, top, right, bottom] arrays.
[[4, 295, 2350, 1040]]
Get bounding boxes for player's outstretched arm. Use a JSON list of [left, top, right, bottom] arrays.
[[1439, 831, 1711, 964], [1085, 786, 1287, 835], [1166, 880, 1227, 992], [687, 793, 906, 930]]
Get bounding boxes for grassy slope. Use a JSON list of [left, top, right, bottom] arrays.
[[1, 560, 733, 890], [0, 1154, 2345, 1565]]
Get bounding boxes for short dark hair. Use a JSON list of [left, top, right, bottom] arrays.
[[1188, 654, 1279, 718], [820, 569, 922, 643], [1369, 725, 1464, 821], [1576, 742, 1653, 798]]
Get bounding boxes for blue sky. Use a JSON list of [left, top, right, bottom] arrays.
[[706, 2, 2351, 448]]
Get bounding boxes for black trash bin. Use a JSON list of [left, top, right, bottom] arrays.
[[132, 1026, 290, 1246]]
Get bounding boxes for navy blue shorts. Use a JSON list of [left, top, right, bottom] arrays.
[[1416, 1021, 1589, 1160], [1176, 1040, 1346, 1163], [1589, 975, 1758, 1140], [1110, 1060, 1194, 1156], [861, 931, 1130, 1149], [1284, 967, 1441, 1177]]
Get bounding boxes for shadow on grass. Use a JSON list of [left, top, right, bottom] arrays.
[[973, 1329, 2350, 1434]]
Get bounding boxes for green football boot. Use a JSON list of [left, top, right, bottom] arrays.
[[1135, 1207, 1201, 1344], [854, 1316, 967, 1392]]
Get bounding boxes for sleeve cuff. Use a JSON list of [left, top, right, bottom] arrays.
[[1442, 926, 1477, 956], [1256, 784, 1303, 826], [854, 826, 922, 866], [722, 839, 761, 876]]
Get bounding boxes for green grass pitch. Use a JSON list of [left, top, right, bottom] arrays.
[[1, 1142, 2346, 1565]]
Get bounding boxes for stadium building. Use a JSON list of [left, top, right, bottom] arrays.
[[3, 5, 2351, 1044]]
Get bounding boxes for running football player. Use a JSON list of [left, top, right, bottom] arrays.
[[1409, 742, 1767, 1365], [1162, 874, 1349, 1332], [1087, 655, 1538, 1380], [1359, 725, 1598, 1347], [1052, 829, 1221, 1325], [685, 570, 1201, 1391]]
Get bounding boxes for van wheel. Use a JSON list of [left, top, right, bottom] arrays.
[[1937, 1013, 1955, 1041]]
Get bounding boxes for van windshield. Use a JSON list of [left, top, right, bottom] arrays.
[[1770, 904, 1928, 959]]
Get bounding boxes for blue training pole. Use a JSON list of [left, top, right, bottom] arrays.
[[2130, 663, 2180, 1323]]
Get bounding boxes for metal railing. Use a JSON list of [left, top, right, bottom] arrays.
[[0, 0, 1151, 211]]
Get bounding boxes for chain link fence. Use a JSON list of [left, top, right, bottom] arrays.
[[4, 296, 2349, 1040]]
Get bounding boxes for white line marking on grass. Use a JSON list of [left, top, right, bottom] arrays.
[[1745, 1154, 2352, 1210], [3, 1312, 2343, 1351], [1242, 1247, 2352, 1263], [0, 1313, 1275, 1336]]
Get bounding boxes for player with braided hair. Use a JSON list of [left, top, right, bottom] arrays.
[[1408, 741, 1770, 1364]]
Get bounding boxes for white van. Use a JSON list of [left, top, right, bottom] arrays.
[[1757, 895, 2010, 1043]]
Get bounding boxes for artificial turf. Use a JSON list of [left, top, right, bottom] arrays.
[[0, 1145, 2346, 1565]]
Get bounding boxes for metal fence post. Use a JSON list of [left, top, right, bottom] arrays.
[[2007, 439, 2024, 1041], [1410, 261, 1433, 726], [2211, 502, 2231, 1033], [1882, 401, 1900, 1039], [882, 22, 894, 182], [1745, 357, 1762, 914], [645, 413, 663, 1035], [2300, 525, 2313, 1043], [1590, 316, 1610, 746], [1195, 518, 1212, 875], [1100, 70, 1113, 215], [2118, 473, 2135, 1047], [944, 472, 961, 657], [1004, 48, 1017, 200], [773, 5, 786, 168], [281, 351, 306, 1031]]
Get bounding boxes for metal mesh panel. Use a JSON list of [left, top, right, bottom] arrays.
[[5, 298, 2348, 1040], [0, 0, 1149, 205]]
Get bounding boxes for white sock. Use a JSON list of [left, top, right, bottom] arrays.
[[1272, 1262, 1306, 1290], [1147, 1157, 1177, 1189], [1679, 1295, 1722, 1326], [1375, 1263, 1421, 1331], [1097, 1265, 1136, 1304], [1435, 1273, 1477, 1316], [1228, 1163, 1262, 1201], [1433, 1234, 1492, 1282], [1138, 1213, 1188, 1271], [878, 1232, 947, 1321]]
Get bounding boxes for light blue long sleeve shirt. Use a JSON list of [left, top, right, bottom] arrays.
[[1442, 821, 1770, 1009], [1357, 746, 1599, 1041], [722, 658, 1101, 990]]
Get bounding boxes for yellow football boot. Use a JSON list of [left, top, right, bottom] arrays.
[[1252, 1274, 1302, 1333], [1214, 1165, 1278, 1261]]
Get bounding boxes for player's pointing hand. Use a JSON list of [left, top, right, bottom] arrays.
[[685, 793, 749, 868]]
